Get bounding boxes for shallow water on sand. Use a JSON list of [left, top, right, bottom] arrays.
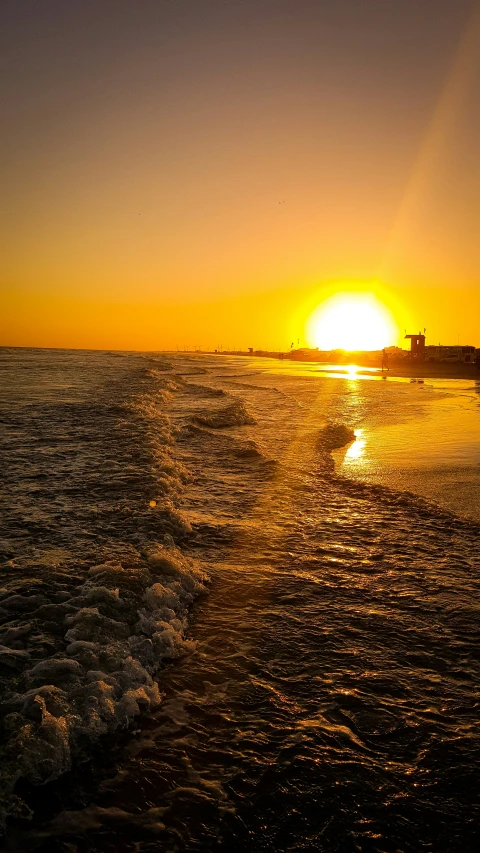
[[1, 350, 479, 852], [256, 359, 480, 522]]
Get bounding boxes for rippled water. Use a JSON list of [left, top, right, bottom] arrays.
[[1, 349, 479, 852]]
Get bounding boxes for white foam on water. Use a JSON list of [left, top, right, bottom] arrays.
[[0, 357, 210, 831], [0, 545, 209, 827]]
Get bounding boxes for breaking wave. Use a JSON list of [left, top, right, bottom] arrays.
[[192, 399, 256, 428], [0, 545, 208, 826], [317, 421, 356, 452], [182, 382, 227, 398], [0, 355, 209, 831]]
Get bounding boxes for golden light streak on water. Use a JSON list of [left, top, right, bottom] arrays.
[[344, 429, 366, 462]]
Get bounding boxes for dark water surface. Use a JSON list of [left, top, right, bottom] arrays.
[[1, 349, 479, 852]]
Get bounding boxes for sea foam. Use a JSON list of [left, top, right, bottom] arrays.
[[0, 360, 209, 830], [0, 544, 208, 827]]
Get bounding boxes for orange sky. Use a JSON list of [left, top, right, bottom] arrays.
[[1, 0, 479, 351]]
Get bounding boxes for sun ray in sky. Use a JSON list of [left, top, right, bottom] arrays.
[[379, 1, 480, 284]]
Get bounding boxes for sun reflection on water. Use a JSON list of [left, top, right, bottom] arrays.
[[344, 428, 366, 462]]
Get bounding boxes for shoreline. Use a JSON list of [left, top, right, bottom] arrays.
[[1, 346, 478, 381], [215, 351, 480, 381], [368, 364, 480, 380], [333, 363, 480, 380]]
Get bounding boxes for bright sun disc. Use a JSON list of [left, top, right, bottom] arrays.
[[306, 293, 397, 351]]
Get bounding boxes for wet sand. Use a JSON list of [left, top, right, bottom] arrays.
[[219, 353, 480, 381]]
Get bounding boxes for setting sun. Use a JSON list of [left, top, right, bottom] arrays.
[[306, 293, 398, 351]]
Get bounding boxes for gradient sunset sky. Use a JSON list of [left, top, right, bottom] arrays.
[[1, 0, 479, 351]]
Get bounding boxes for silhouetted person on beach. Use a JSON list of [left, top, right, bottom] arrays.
[[382, 349, 389, 371]]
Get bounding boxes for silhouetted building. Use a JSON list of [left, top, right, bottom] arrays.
[[405, 333, 425, 361], [384, 346, 408, 360], [424, 345, 476, 363], [405, 333, 477, 364]]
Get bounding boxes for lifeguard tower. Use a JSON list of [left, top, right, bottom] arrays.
[[405, 332, 425, 362]]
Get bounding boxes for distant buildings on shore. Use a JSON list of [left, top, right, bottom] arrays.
[[403, 332, 477, 363], [218, 334, 480, 368]]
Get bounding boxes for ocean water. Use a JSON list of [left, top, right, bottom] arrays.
[[0, 349, 479, 852]]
